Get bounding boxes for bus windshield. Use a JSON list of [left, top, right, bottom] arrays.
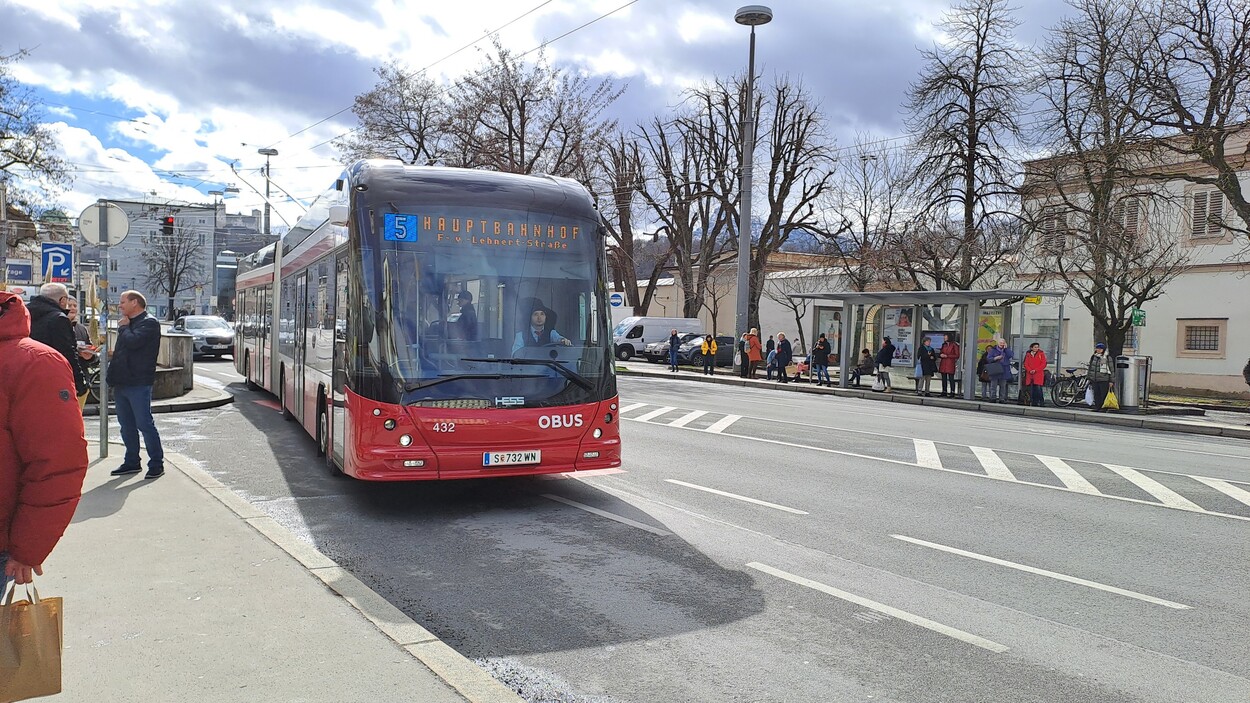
[[359, 207, 613, 408]]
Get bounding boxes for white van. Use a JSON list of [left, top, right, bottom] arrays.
[[613, 316, 703, 361]]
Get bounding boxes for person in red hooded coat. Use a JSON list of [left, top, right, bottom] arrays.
[[1, 291, 89, 588]]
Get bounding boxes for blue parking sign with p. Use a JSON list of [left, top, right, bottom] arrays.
[[383, 213, 419, 242], [42, 242, 74, 282]]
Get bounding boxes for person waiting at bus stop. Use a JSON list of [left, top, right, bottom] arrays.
[[1088, 342, 1114, 411], [700, 334, 717, 375], [512, 301, 572, 354]]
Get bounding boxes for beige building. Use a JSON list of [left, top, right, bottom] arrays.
[[1020, 134, 1250, 398]]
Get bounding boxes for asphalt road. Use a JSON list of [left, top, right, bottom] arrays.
[[140, 360, 1250, 702]]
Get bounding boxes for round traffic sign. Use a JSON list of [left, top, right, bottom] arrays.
[[609, 292, 624, 308], [78, 202, 130, 246]]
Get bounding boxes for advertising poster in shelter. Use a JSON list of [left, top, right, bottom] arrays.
[[883, 306, 914, 364], [976, 308, 1006, 353]]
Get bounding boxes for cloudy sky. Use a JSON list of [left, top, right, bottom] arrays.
[[2, 0, 1071, 228]]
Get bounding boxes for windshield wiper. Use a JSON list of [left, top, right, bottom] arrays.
[[460, 357, 595, 392], [403, 373, 505, 393]]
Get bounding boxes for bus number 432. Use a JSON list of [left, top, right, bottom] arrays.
[[431, 422, 455, 433]]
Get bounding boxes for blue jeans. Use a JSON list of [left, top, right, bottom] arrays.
[[115, 384, 164, 469], [814, 365, 830, 384]]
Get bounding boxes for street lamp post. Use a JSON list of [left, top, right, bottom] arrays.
[[257, 148, 278, 236], [734, 5, 772, 371]]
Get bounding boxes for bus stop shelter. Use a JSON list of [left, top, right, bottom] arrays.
[[791, 289, 1066, 401]]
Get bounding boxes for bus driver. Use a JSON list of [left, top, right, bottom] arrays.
[[512, 301, 573, 354]]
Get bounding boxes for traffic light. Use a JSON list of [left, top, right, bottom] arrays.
[[161, 216, 175, 236]]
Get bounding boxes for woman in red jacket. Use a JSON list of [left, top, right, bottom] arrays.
[[937, 333, 961, 397], [1022, 342, 1049, 407], [0, 291, 90, 587]]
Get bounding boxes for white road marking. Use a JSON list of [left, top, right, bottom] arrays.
[[542, 494, 672, 536], [1037, 455, 1101, 495], [1102, 464, 1204, 511], [1192, 477, 1250, 508], [667, 410, 708, 428], [913, 439, 943, 469], [633, 406, 676, 423], [891, 535, 1191, 610], [970, 446, 1015, 481], [615, 400, 1250, 522], [704, 414, 742, 434], [746, 562, 1010, 654], [1140, 444, 1250, 461], [617, 402, 646, 414], [665, 479, 809, 515]]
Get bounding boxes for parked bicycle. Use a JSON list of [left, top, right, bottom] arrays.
[[1050, 365, 1090, 407]]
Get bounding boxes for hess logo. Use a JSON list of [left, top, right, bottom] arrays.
[[537, 413, 584, 429]]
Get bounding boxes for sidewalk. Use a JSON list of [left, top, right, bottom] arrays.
[[617, 362, 1250, 440], [82, 384, 235, 417], [37, 443, 522, 703]]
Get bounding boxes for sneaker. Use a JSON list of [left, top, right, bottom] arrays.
[[144, 467, 165, 480], [110, 465, 141, 476]]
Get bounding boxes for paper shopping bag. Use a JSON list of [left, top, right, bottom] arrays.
[[1102, 388, 1120, 411], [0, 585, 63, 703]]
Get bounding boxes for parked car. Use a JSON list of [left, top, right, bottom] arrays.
[[174, 314, 235, 359], [643, 332, 704, 363], [677, 334, 735, 367]]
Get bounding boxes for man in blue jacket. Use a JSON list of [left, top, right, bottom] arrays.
[[109, 290, 165, 479]]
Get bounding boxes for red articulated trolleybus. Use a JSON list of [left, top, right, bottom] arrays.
[[234, 161, 622, 480]]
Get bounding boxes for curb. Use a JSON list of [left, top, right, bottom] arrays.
[[617, 367, 1250, 440], [83, 387, 235, 417], [100, 442, 523, 703]]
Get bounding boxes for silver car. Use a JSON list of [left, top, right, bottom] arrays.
[[174, 315, 235, 359]]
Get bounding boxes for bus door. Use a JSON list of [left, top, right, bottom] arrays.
[[258, 286, 269, 387], [294, 272, 308, 421], [331, 256, 349, 464]]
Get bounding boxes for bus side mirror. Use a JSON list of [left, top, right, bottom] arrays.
[[328, 205, 349, 226]]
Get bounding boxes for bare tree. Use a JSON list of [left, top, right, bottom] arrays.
[[762, 269, 835, 354], [0, 47, 69, 221], [823, 137, 917, 291], [1025, 0, 1195, 355], [143, 220, 206, 320], [585, 131, 671, 315], [636, 94, 736, 319], [335, 62, 451, 165], [1130, 0, 1250, 242], [700, 267, 736, 336], [904, 0, 1027, 289], [444, 39, 622, 177], [743, 76, 838, 331]]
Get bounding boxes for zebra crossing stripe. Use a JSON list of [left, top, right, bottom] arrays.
[[1192, 476, 1250, 508], [913, 439, 943, 469], [633, 406, 676, 422], [705, 415, 742, 434], [1102, 464, 1204, 511], [970, 446, 1015, 481], [1037, 455, 1101, 495], [617, 402, 646, 414], [668, 410, 708, 428]]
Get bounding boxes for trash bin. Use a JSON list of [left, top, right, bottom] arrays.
[[1115, 355, 1149, 413]]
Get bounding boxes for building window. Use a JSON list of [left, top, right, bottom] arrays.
[[1113, 198, 1141, 237], [1038, 209, 1067, 254], [1175, 318, 1227, 359], [1189, 189, 1224, 239]]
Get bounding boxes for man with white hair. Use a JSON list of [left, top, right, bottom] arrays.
[[28, 282, 88, 400]]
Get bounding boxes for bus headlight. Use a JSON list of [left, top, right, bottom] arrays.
[[399, 434, 413, 446], [593, 428, 603, 439]]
